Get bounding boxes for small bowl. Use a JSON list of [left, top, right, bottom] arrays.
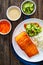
[[6, 6, 21, 21], [21, 0, 36, 15], [0, 19, 12, 35]]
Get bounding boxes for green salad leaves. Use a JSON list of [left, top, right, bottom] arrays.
[[25, 23, 42, 37]]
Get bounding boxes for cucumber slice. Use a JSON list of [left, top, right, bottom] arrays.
[[30, 7, 34, 11], [29, 3, 34, 7]]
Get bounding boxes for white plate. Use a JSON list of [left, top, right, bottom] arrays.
[[12, 18, 43, 62]]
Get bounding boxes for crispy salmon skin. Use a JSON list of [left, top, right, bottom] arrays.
[[15, 31, 39, 57]]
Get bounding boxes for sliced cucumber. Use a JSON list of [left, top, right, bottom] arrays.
[[22, 1, 34, 14]]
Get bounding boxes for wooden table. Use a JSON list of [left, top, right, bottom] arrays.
[[0, 0, 43, 65]]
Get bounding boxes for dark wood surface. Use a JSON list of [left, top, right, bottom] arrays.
[[0, 0, 43, 65]]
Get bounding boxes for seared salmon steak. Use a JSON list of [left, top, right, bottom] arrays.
[[15, 31, 39, 57]]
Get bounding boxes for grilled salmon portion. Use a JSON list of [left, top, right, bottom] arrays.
[[15, 31, 39, 57]]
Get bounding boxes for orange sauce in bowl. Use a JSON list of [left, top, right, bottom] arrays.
[[0, 20, 10, 34]]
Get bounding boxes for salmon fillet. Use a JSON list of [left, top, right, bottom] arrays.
[[15, 31, 39, 57]]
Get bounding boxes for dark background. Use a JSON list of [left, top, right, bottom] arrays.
[[0, 0, 43, 65]]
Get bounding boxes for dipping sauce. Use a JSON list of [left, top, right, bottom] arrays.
[[0, 20, 11, 34], [7, 6, 21, 21]]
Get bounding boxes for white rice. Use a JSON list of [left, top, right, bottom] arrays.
[[32, 30, 43, 49]]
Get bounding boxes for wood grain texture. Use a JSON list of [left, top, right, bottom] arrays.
[[0, 0, 43, 65]]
